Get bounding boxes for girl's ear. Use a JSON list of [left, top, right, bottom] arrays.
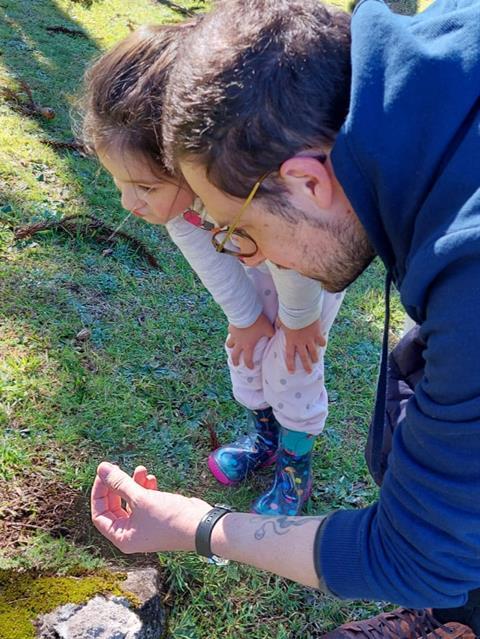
[[279, 156, 333, 209]]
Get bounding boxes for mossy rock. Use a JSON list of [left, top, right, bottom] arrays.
[[0, 570, 127, 639]]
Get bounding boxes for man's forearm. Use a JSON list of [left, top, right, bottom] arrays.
[[211, 512, 326, 589]]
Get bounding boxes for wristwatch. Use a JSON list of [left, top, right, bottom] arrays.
[[195, 504, 233, 565]]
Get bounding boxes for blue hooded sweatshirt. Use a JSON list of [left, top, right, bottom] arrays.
[[318, 0, 480, 607]]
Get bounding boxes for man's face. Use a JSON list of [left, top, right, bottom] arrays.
[[180, 159, 375, 292]]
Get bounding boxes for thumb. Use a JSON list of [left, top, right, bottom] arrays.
[[97, 462, 143, 502]]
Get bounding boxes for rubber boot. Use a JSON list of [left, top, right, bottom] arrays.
[[251, 427, 315, 516], [208, 407, 280, 485]]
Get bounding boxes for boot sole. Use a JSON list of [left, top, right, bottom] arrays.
[[207, 452, 277, 486]]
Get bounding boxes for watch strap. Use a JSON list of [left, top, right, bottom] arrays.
[[195, 505, 232, 559]]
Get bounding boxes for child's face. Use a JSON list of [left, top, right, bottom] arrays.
[[98, 146, 194, 225]]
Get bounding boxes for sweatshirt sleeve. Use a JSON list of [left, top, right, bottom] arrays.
[[316, 256, 480, 607], [266, 261, 324, 329], [166, 216, 262, 328]]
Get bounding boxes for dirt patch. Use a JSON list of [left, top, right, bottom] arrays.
[[0, 469, 87, 554], [0, 462, 159, 569]]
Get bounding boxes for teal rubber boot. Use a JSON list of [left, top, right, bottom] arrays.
[[251, 427, 316, 516], [208, 407, 280, 485]]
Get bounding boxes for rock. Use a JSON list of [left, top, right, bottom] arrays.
[[75, 328, 91, 342], [39, 596, 142, 638], [36, 603, 82, 639], [35, 568, 165, 639], [120, 567, 164, 639]]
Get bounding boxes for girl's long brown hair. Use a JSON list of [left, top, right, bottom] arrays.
[[79, 20, 198, 174]]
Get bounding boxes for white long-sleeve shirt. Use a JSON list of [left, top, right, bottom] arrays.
[[166, 212, 324, 330]]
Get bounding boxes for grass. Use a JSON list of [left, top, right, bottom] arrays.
[[0, 0, 413, 637]]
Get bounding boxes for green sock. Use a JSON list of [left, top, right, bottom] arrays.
[[280, 427, 316, 456]]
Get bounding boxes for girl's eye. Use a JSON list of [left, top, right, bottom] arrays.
[[137, 185, 156, 194]]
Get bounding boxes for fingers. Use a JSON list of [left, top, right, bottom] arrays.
[[230, 344, 241, 367], [315, 334, 326, 347], [146, 474, 158, 490], [91, 471, 129, 539], [133, 465, 148, 487], [307, 342, 319, 364], [285, 344, 296, 373], [226, 335, 235, 349], [243, 345, 254, 370], [91, 468, 123, 521], [298, 346, 313, 374], [96, 462, 143, 504]]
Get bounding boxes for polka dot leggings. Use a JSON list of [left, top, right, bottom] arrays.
[[225, 266, 345, 436]]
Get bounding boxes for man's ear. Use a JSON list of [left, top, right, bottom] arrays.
[[279, 156, 333, 209]]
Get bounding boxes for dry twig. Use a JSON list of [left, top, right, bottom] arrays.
[[46, 25, 87, 38], [0, 79, 55, 119], [40, 137, 88, 155], [205, 420, 220, 451], [14, 214, 160, 268]]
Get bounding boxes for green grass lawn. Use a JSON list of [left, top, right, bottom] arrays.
[[0, 0, 412, 637]]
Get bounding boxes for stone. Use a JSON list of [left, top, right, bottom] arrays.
[[35, 567, 165, 639], [75, 328, 91, 342], [120, 567, 164, 639]]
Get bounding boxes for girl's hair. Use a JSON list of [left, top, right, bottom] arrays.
[[79, 20, 198, 174]]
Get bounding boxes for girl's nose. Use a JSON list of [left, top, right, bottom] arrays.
[[121, 187, 143, 213]]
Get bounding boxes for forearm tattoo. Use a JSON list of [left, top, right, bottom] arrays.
[[251, 516, 321, 541]]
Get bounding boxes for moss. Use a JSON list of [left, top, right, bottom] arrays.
[[0, 570, 127, 639]]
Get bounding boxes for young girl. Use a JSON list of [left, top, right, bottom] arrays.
[[80, 22, 344, 517]]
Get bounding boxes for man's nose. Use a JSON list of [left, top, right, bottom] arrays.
[[241, 253, 266, 267]]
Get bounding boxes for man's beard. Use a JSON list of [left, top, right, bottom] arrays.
[[303, 214, 376, 292], [268, 196, 376, 292]]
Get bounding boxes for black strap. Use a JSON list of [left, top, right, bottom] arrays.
[[370, 271, 393, 481], [195, 506, 232, 558]]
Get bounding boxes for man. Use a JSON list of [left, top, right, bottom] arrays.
[[91, 0, 480, 636]]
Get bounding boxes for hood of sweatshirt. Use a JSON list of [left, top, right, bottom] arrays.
[[320, 0, 480, 607], [331, 0, 480, 323]]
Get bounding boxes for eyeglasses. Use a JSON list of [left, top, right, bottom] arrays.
[[183, 174, 266, 259], [211, 174, 267, 258], [183, 154, 327, 259]]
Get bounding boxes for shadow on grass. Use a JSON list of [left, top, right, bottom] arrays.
[[0, 0, 188, 562], [0, 0, 99, 135]]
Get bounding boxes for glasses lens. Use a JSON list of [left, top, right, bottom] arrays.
[[213, 229, 257, 257]]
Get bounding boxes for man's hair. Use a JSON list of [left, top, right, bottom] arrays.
[[78, 20, 199, 174], [163, 0, 351, 198]]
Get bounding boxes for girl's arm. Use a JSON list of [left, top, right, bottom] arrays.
[[166, 216, 262, 328], [266, 262, 326, 372], [266, 261, 324, 330]]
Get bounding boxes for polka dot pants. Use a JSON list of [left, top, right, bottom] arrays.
[[226, 266, 345, 436]]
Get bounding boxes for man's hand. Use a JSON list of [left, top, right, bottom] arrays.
[[277, 318, 326, 373], [91, 462, 211, 554], [227, 313, 275, 369]]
